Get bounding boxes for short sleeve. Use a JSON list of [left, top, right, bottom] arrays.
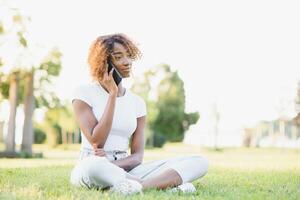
[[71, 85, 93, 107], [135, 96, 147, 118]]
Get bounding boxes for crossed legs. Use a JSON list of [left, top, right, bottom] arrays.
[[70, 155, 209, 191]]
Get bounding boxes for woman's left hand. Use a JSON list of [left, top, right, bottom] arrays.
[[93, 143, 106, 157]]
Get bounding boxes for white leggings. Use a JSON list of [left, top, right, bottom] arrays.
[[70, 155, 209, 189]]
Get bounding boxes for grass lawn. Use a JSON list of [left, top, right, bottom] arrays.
[[0, 143, 300, 200]]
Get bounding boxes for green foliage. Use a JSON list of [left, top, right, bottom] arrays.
[[152, 132, 166, 147], [17, 31, 27, 47], [0, 5, 65, 152], [0, 8, 62, 109], [0, 49, 62, 107], [183, 112, 200, 130], [34, 48, 62, 109], [19, 151, 33, 158], [0, 22, 4, 34], [132, 64, 200, 146], [33, 126, 46, 144], [0, 71, 26, 104], [39, 48, 62, 76], [35, 104, 78, 146], [47, 105, 77, 133], [153, 68, 185, 142], [0, 78, 9, 99]]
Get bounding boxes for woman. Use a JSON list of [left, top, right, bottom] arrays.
[[70, 33, 209, 195]]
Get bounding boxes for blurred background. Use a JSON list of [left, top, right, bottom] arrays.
[[0, 0, 300, 158]]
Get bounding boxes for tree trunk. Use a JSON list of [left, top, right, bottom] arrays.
[[47, 125, 58, 147], [74, 130, 80, 143], [67, 132, 73, 144], [0, 121, 4, 143], [6, 72, 19, 152], [279, 120, 285, 138], [21, 71, 35, 154], [62, 129, 67, 144]]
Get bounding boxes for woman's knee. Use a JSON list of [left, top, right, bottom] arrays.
[[168, 155, 209, 183], [82, 156, 109, 178], [69, 156, 108, 188], [70, 166, 82, 187], [82, 155, 126, 187], [192, 155, 209, 175]]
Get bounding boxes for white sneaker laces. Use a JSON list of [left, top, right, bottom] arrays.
[[109, 179, 143, 195], [169, 182, 196, 193]]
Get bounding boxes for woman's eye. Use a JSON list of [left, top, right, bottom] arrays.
[[113, 54, 131, 60]]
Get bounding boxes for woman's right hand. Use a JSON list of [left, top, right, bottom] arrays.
[[93, 143, 106, 157], [100, 62, 118, 95]]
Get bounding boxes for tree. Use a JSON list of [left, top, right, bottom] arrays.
[[131, 69, 159, 146], [5, 71, 19, 152], [153, 64, 199, 142], [0, 6, 29, 154], [294, 81, 300, 125], [0, 5, 62, 155], [132, 64, 200, 146], [21, 69, 34, 153], [56, 104, 78, 144], [21, 48, 62, 153], [37, 103, 78, 147]]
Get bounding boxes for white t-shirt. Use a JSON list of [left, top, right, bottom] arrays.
[[71, 81, 147, 152]]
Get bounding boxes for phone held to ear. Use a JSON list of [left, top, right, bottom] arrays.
[[108, 60, 122, 85]]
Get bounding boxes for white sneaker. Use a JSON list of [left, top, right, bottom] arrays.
[[109, 179, 143, 195], [169, 182, 196, 193]]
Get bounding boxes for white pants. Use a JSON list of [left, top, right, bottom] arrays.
[[70, 154, 209, 189]]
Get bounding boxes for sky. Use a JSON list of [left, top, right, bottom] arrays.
[[1, 0, 300, 144]]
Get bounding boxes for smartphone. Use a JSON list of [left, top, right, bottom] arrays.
[[107, 59, 122, 85]]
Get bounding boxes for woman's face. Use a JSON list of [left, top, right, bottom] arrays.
[[110, 42, 132, 78]]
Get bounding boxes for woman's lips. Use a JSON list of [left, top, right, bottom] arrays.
[[122, 68, 131, 73], [120, 69, 130, 77]]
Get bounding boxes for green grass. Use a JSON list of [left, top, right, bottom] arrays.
[[0, 143, 300, 200]]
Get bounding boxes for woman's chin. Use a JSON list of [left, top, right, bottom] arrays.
[[122, 73, 130, 78]]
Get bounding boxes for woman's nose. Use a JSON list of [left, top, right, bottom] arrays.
[[123, 57, 132, 66]]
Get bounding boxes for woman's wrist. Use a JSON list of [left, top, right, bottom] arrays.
[[109, 91, 117, 98]]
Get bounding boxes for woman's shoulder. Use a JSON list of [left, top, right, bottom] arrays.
[[127, 90, 145, 102], [72, 82, 98, 93], [70, 82, 99, 106], [127, 91, 147, 117]]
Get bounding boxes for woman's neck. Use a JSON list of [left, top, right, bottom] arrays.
[[116, 82, 126, 97]]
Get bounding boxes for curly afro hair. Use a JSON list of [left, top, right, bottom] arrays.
[[87, 33, 142, 81]]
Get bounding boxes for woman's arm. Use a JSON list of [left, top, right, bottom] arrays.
[[72, 92, 117, 148], [110, 116, 146, 171], [72, 68, 118, 148]]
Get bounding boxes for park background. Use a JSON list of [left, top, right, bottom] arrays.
[[0, 0, 299, 199]]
